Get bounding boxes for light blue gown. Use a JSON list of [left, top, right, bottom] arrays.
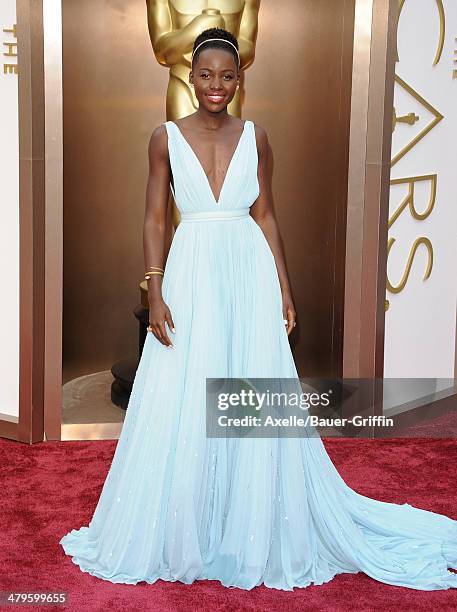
[[59, 119, 457, 591]]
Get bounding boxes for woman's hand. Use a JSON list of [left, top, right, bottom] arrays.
[[147, 297, 175, 347], [282, 293, 297, 336]]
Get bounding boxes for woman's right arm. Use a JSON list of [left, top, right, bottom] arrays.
[[143, 125, 175, 348]]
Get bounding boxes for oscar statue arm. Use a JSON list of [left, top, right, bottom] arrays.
[[238, 0, 260, 70], [145, 0, 225, 67]]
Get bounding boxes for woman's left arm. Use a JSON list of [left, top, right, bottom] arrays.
[[249, 124, 297, 335]]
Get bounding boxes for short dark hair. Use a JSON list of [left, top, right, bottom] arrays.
[[191, 28, 239, 71]]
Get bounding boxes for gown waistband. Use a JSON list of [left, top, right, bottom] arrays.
[[179, 208, 251, 222]]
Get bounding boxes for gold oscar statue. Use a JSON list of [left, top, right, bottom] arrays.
[[146, 1, 260, 232]]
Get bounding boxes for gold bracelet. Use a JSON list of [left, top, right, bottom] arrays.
[[146, 266, 164, 271], [145, 271, 164, 279]]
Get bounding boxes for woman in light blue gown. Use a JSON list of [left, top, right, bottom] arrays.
[[60, 28, 457, 591]]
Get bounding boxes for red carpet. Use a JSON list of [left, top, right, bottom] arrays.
[[1, 434, 456, 611]]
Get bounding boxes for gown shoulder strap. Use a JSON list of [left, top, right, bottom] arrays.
[[247, 119, 258, 161], [162, 122, 176, 200]]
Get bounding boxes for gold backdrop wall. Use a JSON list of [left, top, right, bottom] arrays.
[[62, 0, 355, 383]]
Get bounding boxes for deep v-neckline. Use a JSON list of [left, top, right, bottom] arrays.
[[171, 119, 248, 206]]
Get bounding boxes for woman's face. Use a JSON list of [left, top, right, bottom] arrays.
[[190, 48, 239, 111]]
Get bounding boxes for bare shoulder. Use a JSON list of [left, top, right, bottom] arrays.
[[251, 121, 269, 157], [147, 123, 169, 163]]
